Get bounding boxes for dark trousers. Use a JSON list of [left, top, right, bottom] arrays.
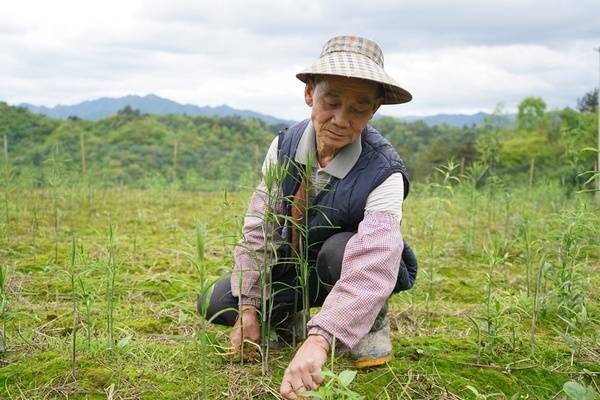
[[197, 232, 417, 329]]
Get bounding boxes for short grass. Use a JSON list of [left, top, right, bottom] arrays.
[[0, 182, 598, 399]]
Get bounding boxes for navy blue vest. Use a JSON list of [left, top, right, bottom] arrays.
[[275, 119, 410, 264]]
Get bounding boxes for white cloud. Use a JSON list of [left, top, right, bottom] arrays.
[[0, 0, 599, 120], [382, 40, 599, 117]]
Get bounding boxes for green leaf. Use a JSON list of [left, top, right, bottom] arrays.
[[303, 390, 323, 399], [337, 370, 357, 387], [553, 328, 577, 350], [117, 335, 132, 348], [563, 381, 598, 400], [466, 385, 481, 396], [320, 369, 337, 378], [558, 315, 578, 331]]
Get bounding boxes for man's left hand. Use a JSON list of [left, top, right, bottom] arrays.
[[279, 334, 330, 399]]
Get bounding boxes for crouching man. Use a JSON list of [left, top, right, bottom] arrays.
[[198, 35, 417, 399]]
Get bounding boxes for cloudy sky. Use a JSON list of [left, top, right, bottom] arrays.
[[1, 0, 599, 120]]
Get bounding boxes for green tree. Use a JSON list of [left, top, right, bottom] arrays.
[[517, 97, 547, 132], [576, 88, 598, 112]]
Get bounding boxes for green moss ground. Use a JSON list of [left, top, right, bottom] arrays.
[[0, 185, 598, 399]]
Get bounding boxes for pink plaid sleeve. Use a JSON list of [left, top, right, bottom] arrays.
[[306, 211, 403, 351], [231, 180, 283, 307]]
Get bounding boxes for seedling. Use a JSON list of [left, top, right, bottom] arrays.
[[554, 304, 595, 365], [304, 369, 364, 400]]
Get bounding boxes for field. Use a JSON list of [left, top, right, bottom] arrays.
[[0, 180, 598, 399]]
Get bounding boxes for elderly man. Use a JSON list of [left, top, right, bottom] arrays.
[[198, 35, 417, 399]]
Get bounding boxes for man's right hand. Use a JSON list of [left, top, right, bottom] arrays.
[[229, 305, 261, 358]]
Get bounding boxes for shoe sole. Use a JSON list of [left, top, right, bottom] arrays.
[[353, 354, 392, 369]]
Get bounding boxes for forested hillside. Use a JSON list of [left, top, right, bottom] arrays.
[[0, 97, 597, 193]]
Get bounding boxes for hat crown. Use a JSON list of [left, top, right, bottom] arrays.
[[320, 35, 384, 68]]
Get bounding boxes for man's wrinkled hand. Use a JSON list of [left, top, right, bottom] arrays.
[[279, 334, 330, 399], [229, 305, 260, 359]]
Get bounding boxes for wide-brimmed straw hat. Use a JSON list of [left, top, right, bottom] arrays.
[[296, 35, 412, 105]]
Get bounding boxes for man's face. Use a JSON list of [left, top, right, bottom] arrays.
[[305, 75, 383, 154]]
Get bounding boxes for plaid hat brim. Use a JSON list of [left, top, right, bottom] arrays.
[[296, 52, 412, 105]]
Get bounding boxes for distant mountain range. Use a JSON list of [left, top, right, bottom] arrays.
[[19, 94, 290, 125], [394, 112, 506, 127], [16, 94, 511, 127]]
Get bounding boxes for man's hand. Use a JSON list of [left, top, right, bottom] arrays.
[[280, 334, 330, 399], [229, 305, 260, 358]]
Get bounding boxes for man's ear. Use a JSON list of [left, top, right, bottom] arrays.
[[370, 98, 384, 118], [304, 82, 315, 107]]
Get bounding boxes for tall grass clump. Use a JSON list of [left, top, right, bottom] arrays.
[[291, 156, 315, 341], [545, 207, 597, 364], [1, 134, 12, 229], [480, 241, 508, 356], [76, 243, 94, 351], [549, 209, 590, 313], [257, 160, 289, 373], [422, 213, 436, 312], [554, 303, 594, 365], [515, 216, 534, 296], [469, 234, 527, 360], [105, 225, 118, 351], [0, 265, 8, 354], [283, 156, 337, 345], [45, 145, 68, 263], [462, 161, 487, 254], [192, 222, 238, 395], [423, 160, 459, 310], [529, 256, 549, 356], [65, 237, 79, 378], [30, 205, 39, 262], [245, 156, 336, 374], [192, 224, 210, 399]]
